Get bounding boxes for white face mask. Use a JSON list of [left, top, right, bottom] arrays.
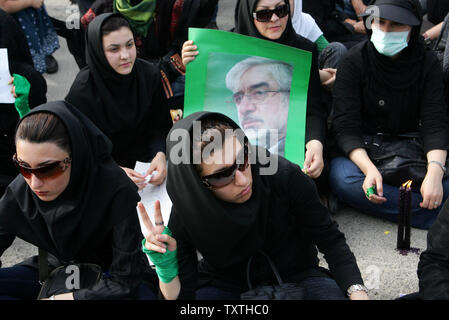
[[370, 26, 410, 57]]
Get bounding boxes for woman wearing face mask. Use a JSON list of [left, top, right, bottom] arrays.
[[329, 0, 449, 229], [138, 111, 368, 300], [182, 0, 329, 193], [65, 13, 173, 190]]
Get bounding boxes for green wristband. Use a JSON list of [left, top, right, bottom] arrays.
[[12, 74, 31, 118], [142, 227, 178, 283]]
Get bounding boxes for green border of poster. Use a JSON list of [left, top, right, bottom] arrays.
[[184, 28, 311, 167]]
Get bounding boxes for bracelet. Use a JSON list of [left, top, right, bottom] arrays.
[[428, 160, 447, 174]]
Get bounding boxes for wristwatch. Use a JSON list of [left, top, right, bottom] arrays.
[[347, 284, 368, 297]]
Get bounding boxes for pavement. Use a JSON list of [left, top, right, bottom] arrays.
[[1, 0, 433, 300]]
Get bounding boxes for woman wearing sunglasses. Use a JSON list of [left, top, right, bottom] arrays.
[[65, 13, 172, 191], [182, 0, 329, 190], [138, 111, 369, 300], [0, 101, 158, 300]]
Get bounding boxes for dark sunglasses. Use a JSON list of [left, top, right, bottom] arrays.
[[252, 3, 289, 23], [12, 153, 72, 180], [201, 141, 250, 189]]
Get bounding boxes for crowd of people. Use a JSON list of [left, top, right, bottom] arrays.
[[1, 0, 449, 300]]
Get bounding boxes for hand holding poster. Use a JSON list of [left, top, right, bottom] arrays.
[[183, 28, 311, 167]]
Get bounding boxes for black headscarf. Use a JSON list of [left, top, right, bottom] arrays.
[[234, 0, 298, 46], [65, 12, 172, 167], [363, 0, 425, 89], [0, 101, 140, 262], [65, 12, 165, 136], [166, 112, 273, 269]]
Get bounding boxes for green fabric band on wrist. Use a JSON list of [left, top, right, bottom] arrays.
[[12, 74, 31, 118], [142, 227, 178, 283]]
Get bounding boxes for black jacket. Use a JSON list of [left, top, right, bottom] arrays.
[[418, 199, 449, 299], [332, 41, 449, 156], [174, 156, 363, 299]]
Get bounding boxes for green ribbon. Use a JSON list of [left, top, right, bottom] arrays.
[[142, 227, 178, 283], [12, 74, 31, 118], [114, 0, 156, 37]]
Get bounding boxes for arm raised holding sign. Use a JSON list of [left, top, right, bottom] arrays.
[[138, 200, 180, 300]]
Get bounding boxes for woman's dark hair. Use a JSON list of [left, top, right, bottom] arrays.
[[15, 112, 71, 154], [101, 15, 132, 36], [193, 116, 240, 174]]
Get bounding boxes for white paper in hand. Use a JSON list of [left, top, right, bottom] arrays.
[[134, 161, 172, 266], [0, 49, 15, 104]]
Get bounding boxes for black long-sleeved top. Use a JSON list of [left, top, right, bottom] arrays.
[[301, 38, 328, 145], [332, 41, 449, 156], [418, 199, 449, 299], [0, 192, 156, 300], [173, 160, 363, 299]]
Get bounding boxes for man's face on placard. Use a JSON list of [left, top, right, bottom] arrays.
[[232, 64, 289, 141]]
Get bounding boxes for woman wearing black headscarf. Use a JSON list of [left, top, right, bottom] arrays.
[[182, 0, 329, 186], [65, 13, 172, 190], [0, 101, 157, 300], [329, 0, 449, 229], [0, 9, 46, 197], [139, 111, 368, 300]]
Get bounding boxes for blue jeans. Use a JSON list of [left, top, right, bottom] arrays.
[[329, 157, 449, 229], [0, 264, 157, 300], [337, 0, 371, 20], [318, 42, 348, 69], [0, 265, 41, 300], [195, 275, 346, 300]]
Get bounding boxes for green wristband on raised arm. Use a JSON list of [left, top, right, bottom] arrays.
[[142, 227, 178, 283], [12, 74, 31, 118]]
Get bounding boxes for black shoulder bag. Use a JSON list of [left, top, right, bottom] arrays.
[[37, 248, 103, 300], [240, 251, 306, 300], [363, 133, 449, 188]]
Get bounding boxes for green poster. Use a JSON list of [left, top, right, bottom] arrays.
[[184, 28, 311, 167]]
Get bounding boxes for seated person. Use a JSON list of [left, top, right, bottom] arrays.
[[65, 13, 173, 189], [302, 0, 368, 48], [0, 101, 157, 300], [0, 0, 59, 73], [0, 8, 46, 197], [329, 0, 449, 229], [290, 0, 348, 89], [418, 197, 449, 299], [139, 111, 370, 300], [337, 0, 371, 21]]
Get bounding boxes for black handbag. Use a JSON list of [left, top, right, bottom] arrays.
[[240, 251, 306, 300], [363, 133, 449, 188], [37, 248, 103, 300]]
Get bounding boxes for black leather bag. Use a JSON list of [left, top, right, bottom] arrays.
[[240, 251, 306, 300], [363, 133, 449, 188], [37, 249, 102, 299]]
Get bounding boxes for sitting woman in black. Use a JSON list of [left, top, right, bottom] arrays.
[[0, 101, 157, 300], [0, 9, 46, 196], [329, 0, 449, 229], [139, 111, 369, 300], [66, 13, 172, 190]]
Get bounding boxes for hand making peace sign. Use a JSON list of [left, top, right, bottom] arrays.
[[138, 200, 177, 254]]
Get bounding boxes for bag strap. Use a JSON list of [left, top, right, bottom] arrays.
[[246, 250, 284, 290], [38, 248, 48, 285]]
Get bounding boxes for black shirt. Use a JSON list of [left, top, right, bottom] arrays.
[[332, 41, 449, 156], [173, 159, 363, 299]]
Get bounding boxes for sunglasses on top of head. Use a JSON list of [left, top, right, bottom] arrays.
[[252, 3, 289, 23], [12, 153, 72, 180], [201, 140, 250, 189]]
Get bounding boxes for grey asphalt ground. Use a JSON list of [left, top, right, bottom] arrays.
[[1, 0, 433, 300]]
